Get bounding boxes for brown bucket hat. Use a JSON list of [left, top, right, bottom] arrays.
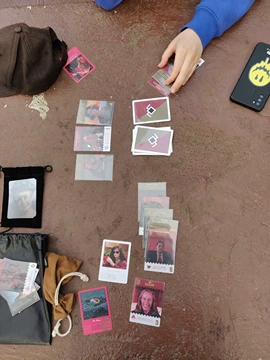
[[0, 23, 67, 97]]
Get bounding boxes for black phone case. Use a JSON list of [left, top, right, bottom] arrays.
[[230, 42, 270, 112]]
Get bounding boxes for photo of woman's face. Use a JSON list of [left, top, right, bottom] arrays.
[[17, 190, 34, 213]]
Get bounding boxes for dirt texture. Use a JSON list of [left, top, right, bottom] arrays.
[[0, 1, 269, 359]]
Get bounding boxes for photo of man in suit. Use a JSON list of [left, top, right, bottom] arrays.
[[146, 240, 173, 265]]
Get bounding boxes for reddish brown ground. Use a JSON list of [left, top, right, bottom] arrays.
[[0, 1, 269, 359]]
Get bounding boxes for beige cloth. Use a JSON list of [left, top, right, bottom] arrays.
[[43, 252, 82, 320]]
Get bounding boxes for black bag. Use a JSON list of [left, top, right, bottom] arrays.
[[0, 165, 52, 228], [0, 233, 51, 345]]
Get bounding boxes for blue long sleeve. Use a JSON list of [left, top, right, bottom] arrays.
[[183, 0, 255, 49], [94, 0, 123, 11]]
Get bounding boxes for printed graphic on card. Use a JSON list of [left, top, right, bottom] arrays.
[[138, 182, 167, 221], [132, 126, 173, 155], [98, 240, 132, 284], [142, 208, 174, 248], [0, 258, 37, 294], [75, 154, 113, 181], [129, 278, 165, 327], [76, 100, 115, 126], [132, 97, 170, 125], [7, 178, 37, 220], [139, 196, 170, 234], [74, 126, 111, 152], [78, 286, 112, 335], [64, 47, 95, 83], [144, 219, 179, 274], [132, 127, 173, 155]]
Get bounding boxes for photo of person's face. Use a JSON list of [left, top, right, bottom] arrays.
[[86, 107, 100, 119], [156, 242, 164, 253], [7, 179, 37, 219], [17, 190, 34, 213], [141, 291, 153, 314], [113, 247, 120, 259]]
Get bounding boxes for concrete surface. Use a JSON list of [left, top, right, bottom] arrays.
[[0, 1, 269, 359]]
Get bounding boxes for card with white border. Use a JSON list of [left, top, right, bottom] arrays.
[[132, 126, 173, 155], [129, 278, 165, 327], [98, 239, 132, 284], [132, 97, 170, 125], [132, 127, 173, 155]]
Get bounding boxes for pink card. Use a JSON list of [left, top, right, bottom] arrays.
[[64, 47, 95, 83], [78, 286, 112, 335]]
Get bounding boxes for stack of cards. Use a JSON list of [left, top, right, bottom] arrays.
[[148, 57, 205, 96], [0, 258, 40, 316], [138, 182, 179, 274], [74, 100, 115, 181], [131, 97, 173, 156]]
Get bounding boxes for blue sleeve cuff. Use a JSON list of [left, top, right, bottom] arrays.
[[95, 0, 123, 10], [182, 7, 220, 49]]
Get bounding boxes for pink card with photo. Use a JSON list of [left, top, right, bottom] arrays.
[[64, 47, 95, 83], [129, 278, 165, 327], [132, 97, 170, 125], [132, 126, 173, 155], [78, 286, 112, 335]]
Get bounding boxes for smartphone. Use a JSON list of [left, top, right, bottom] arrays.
[[230, 42, 270, 112]]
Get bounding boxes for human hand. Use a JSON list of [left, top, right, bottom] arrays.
[[158, 28, 203, 93]]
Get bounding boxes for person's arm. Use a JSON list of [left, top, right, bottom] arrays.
[[94, 0, 123, 11], [159, 0, 255, 93], [183, 0, 255, 49], [114, 260, 127, 269]]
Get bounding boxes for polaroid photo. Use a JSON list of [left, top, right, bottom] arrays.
[[98, 240, 132, 284], [78, 286, 112, 335], [144, 219, 179, 274], [132, 97, 170, 125], [139, 196, 170, 234], [63, 46, 95, 83], [129, 278, 165, 327], [142, 208, 174, 248], [132, 126, 173, 156], [73, 126, 111, 152], [7, 178, 37, 220], [75, 154, 114, 181], [138, 182, 166, 221], [76, 100, 115, 126]]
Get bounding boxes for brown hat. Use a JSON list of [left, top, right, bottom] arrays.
[[0, 23, 67, 97]]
